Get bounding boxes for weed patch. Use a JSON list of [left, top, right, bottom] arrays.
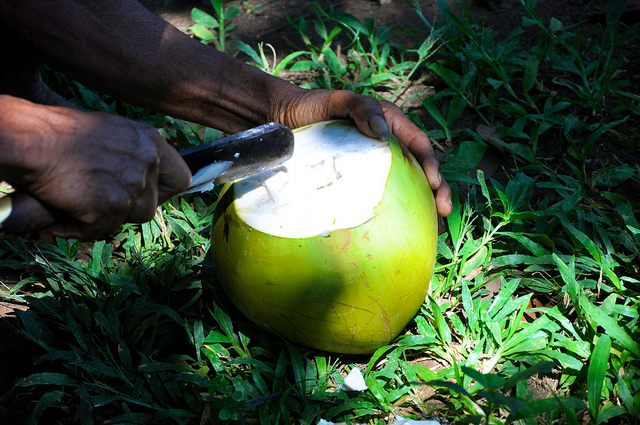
[[1, 0, 639, 423]]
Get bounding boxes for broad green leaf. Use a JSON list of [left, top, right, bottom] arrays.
[[487, 77, 504, 89], [203, 330, 231, 344], [447, 95, 467, 126], [540, 349, 585, 370], [461, 245, 488, 277], [191, 8, 218, 28], [365, 375, 387, 405], [594, 165, 636, 188], [504, 173, 535, 216], [462, 280, 476, 331], [230, 41, 264, 67], [427, 379, 471, 397], [491, 139, 537, 163], [550, 17, 563, 32], [588, 334, 611, 421], [397, 334, 439, 347], [480, 389, 527, 412], [503, 330, 549, 356], [411, 364, 439, 383], [440, 141, 486, 180], [19, 372, 76, 387], [487, 278, 518, 318], [188, 23, 215, 42], [428, 63, 462, 92], [287, 345, 306, 393], [331, 11, 368, 33], [503, 361, 554, 391], [28, 391, 65, 425], [366, 344, 395, 373], [209, 0, 223, 16], [587, 335, 611, 421], [500, 232, 549, 257], [290, 60, 319, 72], [579, 293, 640, 357], [322, 47, 346, 77], [192, 319, 204, 362], [446, 184, 463, 245], [498, 100, 528, 117], [553, 253, 576, 285], [421, 96, 450, 140], [223, 5, 241, 20], [503, 314, 554, 356], [523, 56, 539, 93], [17, 310, 54, 346], [487, 321, 504, 347], [429, 297, 452, 343], [510, 396, 586, 421], [324, 400, 379, 419], [616, 375, 634, 413], [597, 405, 628, 424], [548, 52, 580, 73], [369, 72, 401, 85], [462, 366, 506, 390], [272, 51, 307, 76]]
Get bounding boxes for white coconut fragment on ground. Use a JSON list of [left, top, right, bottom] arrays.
[[337, 367, 368, 392], [232, 121, 391, 238]]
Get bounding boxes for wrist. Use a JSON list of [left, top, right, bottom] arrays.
[[171, 52, 304, 132]]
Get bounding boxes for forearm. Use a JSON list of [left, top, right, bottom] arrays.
[[0, 0, 301, 133]]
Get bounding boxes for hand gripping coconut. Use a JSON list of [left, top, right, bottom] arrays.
[[210, 120, 437, 354]]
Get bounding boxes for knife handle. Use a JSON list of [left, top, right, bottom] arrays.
[[0, 193, 59, 238]]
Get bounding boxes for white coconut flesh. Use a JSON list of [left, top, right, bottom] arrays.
[[184, 161, 233, 194], [232, 121, 392, 238]]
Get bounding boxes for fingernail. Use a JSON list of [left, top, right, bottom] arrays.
[[370, 115, 389, 140]]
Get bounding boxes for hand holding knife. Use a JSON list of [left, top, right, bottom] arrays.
[[0, 123, 294, 238]]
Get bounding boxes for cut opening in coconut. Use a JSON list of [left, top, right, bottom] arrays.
[[232, 121, 392, 238]]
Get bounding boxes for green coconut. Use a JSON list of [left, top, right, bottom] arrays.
[[210, 120, 437, 354]]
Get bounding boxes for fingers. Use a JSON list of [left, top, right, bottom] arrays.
[[156, 139, 192, 204], [324, 90, 390, 140], [7, 103, 191, 240], [47, 135, 189, 240], [367, 114, 390, 141], [334, 93, 452, 217], [383, 104, 453, 217], [434, 180, 453, 218], [126, 156, 161, 224], [286, 89, 453, 218], [125, 137, 192, 224]]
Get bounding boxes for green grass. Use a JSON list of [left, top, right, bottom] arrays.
[[1, 0, 639, 423]]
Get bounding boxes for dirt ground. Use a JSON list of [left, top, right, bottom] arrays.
[[141, 0, 640, 58], [1, 0, 639, 422]]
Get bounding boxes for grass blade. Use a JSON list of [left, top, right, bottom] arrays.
[[588, 334, 611, 422], [579, 293, 640, 357], [28, 390, 65, 425]]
